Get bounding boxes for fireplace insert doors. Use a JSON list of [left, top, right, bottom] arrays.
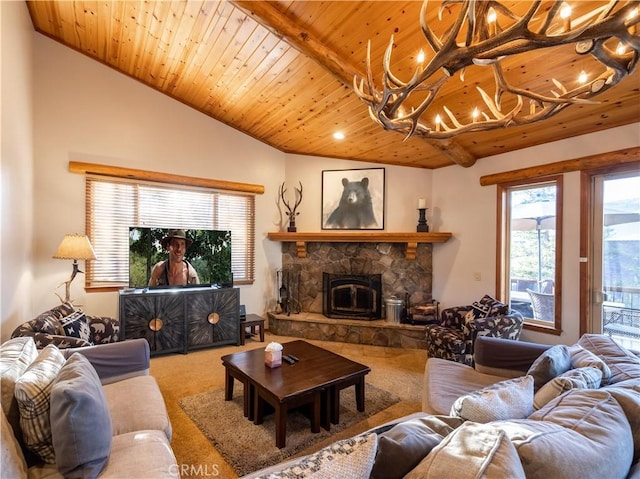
[[323, 273, 382, 320]]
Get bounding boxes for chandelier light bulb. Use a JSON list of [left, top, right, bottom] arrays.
[[617, 42, 626, 55], [578, 71, 588, 84], [487, 7, 497, 35], [333, 131, 345, 140], [435, 114, 442, 132], [560, 3, 572, 31], [472, 107, 479, 122], [417, 49, 425, 64]]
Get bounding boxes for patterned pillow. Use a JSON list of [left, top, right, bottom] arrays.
[[14, 344, 66, 463], [254, 433, 378, 479], [58, 311, 92, 344], [471, 295, 509, 319], [533, 366, 603, 410], [450, 375, 534, 423]]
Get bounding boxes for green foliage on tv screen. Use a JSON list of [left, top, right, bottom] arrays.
[[128, 227, 232, 288]]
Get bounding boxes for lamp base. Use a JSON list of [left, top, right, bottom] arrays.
[[417, 224, 429, 232]]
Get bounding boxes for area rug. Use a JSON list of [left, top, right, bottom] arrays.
[[179, 383, 400, 476]]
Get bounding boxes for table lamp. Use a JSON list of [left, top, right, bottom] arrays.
[[53, 234, 96, 303]]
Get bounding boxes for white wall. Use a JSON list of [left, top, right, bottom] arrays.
[[1, 2, 35, 342], [31, 34, 285, 321], [432, 123, 640, 345], [283, 155, 432, 232]]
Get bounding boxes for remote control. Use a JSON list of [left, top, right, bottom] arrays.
[[288, 354, 300, 362], [283, 355, 296, 364]]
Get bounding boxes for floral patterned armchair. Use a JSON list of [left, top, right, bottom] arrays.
[[425, 295, 524, 366], [11, 302, 120, 349]]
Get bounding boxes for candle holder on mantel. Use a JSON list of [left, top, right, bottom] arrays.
[[417, 208, 429, 232]]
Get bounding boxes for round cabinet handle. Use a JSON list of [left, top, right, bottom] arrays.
[[208, 312, 220, 324], [148, 318, 164, 331]]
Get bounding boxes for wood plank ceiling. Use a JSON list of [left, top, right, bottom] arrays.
[[27, 1, 640, 169]]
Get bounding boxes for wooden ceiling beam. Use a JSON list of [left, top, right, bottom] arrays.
[[230, 0, 477, 168]]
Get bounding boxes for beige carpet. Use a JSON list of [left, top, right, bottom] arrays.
[[180, 383, 399, 476], [150, 332, 426, 479]]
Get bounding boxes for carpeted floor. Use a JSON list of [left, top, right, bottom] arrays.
[[179, 383, 400, 476], [150, 331, 427, 479]]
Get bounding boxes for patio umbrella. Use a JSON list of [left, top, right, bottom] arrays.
[[511, 201, 556, 289]]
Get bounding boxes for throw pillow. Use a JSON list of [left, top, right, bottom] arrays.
[[50, 353, 112, 478], [471, 295, 509, 319], [253, 433, 378, 479], [450, 375, 534, 423], [58, 311, 92, 344], [14, 344, 66, 463], [526, 344, 572, 391], [370, 418, 443, 479], [533, 366, 603, 410], [405, 422, 526, 479], [568, 344, 612, 385], [0, 337, 38, 438]]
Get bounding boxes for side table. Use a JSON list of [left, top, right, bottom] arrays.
[[240, 314, 265, 345]]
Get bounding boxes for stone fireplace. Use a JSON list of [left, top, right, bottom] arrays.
[[279, 241, 434, 314], [267, 233, 449, 348]]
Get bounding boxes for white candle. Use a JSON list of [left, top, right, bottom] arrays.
[[418, 198, 426, 209]]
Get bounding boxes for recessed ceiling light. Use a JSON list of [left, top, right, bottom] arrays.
[[333, 132, 345, 140]]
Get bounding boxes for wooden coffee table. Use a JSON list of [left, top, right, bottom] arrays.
[[221, 340, 371, 448]]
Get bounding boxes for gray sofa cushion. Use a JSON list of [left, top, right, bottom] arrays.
[[526, 344, 571, 391], [503, 389, 634, 479], [370, 417, 443, 479], [423, 358, 505, 415], [98, 430, 179, 479], [103, 375, 172, 440], [568, 344, 612, 384], [50, 353, 112, 479], [578, 334, 640, 384]]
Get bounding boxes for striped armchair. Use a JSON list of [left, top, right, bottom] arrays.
[[11, 302, 120, 349], [425, 297, 524, 366]]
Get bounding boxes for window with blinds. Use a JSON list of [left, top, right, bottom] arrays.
[[85, 175, 255, 288]]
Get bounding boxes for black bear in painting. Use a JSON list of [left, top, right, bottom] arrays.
[[326, 177, 377, 229]]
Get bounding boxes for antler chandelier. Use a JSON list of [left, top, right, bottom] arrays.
[[354, 0, 639, 140]]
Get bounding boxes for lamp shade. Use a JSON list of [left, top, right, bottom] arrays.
[[53, 234, 97, 261]]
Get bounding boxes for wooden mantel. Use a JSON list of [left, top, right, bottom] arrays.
[[266, 232, 452, 260]]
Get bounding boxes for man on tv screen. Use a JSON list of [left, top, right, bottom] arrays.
[[148, 229, 200, 287]]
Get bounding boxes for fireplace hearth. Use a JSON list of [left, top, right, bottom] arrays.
[[323, 273, 382, 320]]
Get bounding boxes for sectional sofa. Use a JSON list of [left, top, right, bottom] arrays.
[[244, 334, 640, 479], [1, 337, 179, 478]]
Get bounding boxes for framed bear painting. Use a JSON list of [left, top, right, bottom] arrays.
[[321, 168, 385, 230]]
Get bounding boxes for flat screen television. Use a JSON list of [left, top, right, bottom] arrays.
[[128, 227, 233, 289]]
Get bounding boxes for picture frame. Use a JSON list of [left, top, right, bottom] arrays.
[[321, 168, 385, 230]]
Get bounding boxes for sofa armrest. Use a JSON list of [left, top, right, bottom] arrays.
[[473, 336, 551, 377], [63, 338, 150, 384]]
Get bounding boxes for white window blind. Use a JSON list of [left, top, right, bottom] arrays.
[[85, 175, 255, 287]]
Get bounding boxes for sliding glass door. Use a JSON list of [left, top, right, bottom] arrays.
[[589, 170, 640, 350]]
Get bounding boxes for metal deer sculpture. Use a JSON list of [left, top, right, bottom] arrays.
[[279, 181, 303, 232]]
